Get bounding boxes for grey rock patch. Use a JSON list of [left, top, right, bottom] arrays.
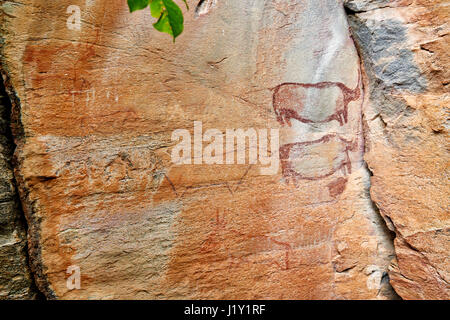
[[348, 16, 427, 93]]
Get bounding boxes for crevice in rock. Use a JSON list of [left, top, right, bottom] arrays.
[[0, 65, 47, 300], [344, 3, 402, 300]]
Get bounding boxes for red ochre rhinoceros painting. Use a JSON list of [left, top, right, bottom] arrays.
[[272, 72, 361, 127], [273, 72, 362, 198]]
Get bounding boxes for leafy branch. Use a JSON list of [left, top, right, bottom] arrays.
[[128, 0, 188, 42]]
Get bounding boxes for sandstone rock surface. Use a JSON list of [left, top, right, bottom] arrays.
[[0, 80, 36, 299], [0, 0, 447, 300], [346, 0, 449, 299]]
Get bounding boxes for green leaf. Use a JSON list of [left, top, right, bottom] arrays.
[[150, 0, 164, 18], [129, 0, 187, 42], [128, 0, 149, 12], [161, 0, 184, 41], [153, 11, 173, 36]]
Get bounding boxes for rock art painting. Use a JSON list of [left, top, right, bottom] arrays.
[[279, 134, 357, 185], [274, 67, 363, 199], [272, 72, 361, 126], [4, 0, 439, 301]]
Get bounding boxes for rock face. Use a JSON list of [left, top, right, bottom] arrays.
[[0, 0, 446, 300], [0, 80, 36, 299], [345, 0, 449, 299]]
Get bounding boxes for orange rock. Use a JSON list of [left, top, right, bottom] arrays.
[[347, 0, 449, 299], [8, 0, 446, 300]]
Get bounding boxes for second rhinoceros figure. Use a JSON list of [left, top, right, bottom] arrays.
[[279, 134, 358, 184]]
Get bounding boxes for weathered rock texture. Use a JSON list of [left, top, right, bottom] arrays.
[[345, 0, 449, 299], [0, 78, 36, 299], [0, 0, 446, 300]]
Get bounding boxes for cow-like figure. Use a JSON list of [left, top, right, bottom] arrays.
[[272, 73, 361, 126], [279, 134, 358, 185]]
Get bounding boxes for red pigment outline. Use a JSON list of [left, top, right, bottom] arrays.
[[279, 134, 358, 184], [272, 72, 361, 126]]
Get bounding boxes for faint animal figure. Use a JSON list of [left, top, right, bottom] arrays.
[[201, 210, 293, 271], [279, 134, 357, 186], [272, 72, 361, 126]]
